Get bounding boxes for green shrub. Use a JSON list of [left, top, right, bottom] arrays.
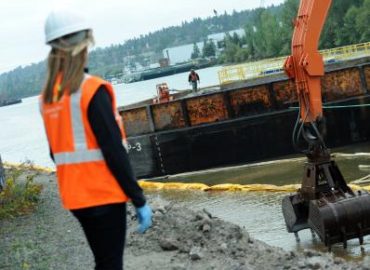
[[0, 168, 42, 219]]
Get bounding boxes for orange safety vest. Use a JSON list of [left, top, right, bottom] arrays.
[[40, 75, 129, 210], [190, 72, 198, 82]]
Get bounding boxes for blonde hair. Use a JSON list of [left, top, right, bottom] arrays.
[[42, 30, 94, 103]]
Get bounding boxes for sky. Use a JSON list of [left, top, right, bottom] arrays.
[[0, 0, 285, 74]]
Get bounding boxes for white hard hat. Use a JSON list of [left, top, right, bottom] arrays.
[[44, 9, 91, 44]]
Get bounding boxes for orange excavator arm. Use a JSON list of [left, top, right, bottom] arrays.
[[281, 0, 370, 250], [284, 0, 331, 123]]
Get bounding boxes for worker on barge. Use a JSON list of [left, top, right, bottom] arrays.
[[40, 8, 152, 270], [188, 69, 200, 91]]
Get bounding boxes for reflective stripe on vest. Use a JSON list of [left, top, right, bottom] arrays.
[[53, 75, 105, 166], [54, 149, 103, 165]]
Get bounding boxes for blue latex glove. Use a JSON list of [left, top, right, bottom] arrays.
[[135, 204, 153, 233]]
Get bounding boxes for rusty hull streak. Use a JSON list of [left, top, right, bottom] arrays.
[[273, 79, 298, 105], [366, 66, 370, 89], [186, 94, 228, 126], [229, 85, 272, 117], [322, 68, 363, 101], [152, 101, 186, 131], [120, 107, 150, 136]]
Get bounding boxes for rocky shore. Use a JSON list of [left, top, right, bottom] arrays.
[[0, 170, 369, 270]]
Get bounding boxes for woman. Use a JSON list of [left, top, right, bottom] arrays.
[[40, 9, 152, 270]]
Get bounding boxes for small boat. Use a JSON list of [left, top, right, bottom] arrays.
[[0, 98, 22, 107]]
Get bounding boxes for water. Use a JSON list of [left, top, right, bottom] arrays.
[[1, 65, 370, 261], [0, 97, 50, 166]]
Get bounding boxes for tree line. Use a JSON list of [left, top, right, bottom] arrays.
[[0, 0, 368, 100], [217, 0, 369, 64]]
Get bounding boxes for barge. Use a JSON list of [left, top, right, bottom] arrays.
[[119, 58, 370, 178], [0, 98, 22, 107], [124, 59, 215, 83]]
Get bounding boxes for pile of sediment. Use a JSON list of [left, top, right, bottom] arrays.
[[125, 202, 367, 270], [0, 169, 369, 270]]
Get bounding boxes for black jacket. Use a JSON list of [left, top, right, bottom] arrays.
[[87, 86, 146, 207]]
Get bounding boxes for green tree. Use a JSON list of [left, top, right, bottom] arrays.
[[279, 0, 299, 55], [202, 40, 216, 58], [245, 9, 285, 59], [356, 0, 370, 42], [234, 48, 249, 63], [191, 43, 200, 59], [338, 6, 361, 45], [244, 25, 256, 60], [222, 35, 240, 63], [259, 10, 285, 57], [320, 0, 364, 48], [232, 33, 242, 46]]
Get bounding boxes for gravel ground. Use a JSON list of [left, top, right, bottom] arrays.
[[0, 170, 369, 270]]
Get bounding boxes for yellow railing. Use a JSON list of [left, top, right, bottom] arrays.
[[218, 42, 370, 85]]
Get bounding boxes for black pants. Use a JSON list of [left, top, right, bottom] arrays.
[[72, 203, 127, 270]]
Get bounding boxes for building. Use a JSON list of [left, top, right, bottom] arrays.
[[162, 28, 245, 65], [163, 42, 204, 65]]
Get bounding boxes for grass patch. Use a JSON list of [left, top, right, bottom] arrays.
[[0, 166, 42, 219]]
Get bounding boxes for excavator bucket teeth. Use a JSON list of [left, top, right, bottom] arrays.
[[308, 191, 370, 247], [282, 194, 309, 233]]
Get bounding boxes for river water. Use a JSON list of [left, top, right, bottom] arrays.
[[1, 66, 370, 261]]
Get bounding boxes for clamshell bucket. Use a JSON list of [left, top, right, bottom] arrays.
[[308, 191, 370, 248], [282, 157, 370, 249]]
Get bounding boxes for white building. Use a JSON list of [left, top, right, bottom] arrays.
[[163, 42, 204, 65], [162, 28, 245, 65]]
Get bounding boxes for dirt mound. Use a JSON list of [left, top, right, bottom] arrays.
[[125, 200, 365, 270]]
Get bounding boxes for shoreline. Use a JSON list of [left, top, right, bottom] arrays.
[[0, 169, 368, 269]]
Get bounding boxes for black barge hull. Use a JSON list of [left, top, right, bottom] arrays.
[[120, 60, 370, 178]]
